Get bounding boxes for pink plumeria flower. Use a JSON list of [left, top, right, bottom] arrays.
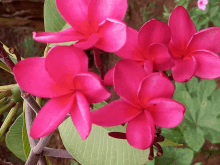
[[92, 60, 185, 150], [198, 0, 208, 10], [169, 6, 220, 82], [14, 46, 111, 139], [104, 19, 174, 85], [33, 0, 127, 52]]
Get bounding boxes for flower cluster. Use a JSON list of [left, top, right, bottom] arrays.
[[13, 0, 220, 151]]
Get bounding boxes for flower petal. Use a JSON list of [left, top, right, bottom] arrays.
[[30, 94, 74, 138], [14, 57, 72, 98], [45, 46, 88, 85], [95, 19, 127, 52], [138, 73, 174, 106], [114, 60, 147, 107], [184, 27, 220, 55], [172, 56, 197, 82], [169, 39, 183, 59], [143, 60, 153, 75], [104, 66, 115, 86], [74, 34, 99, 50], [70, 92, 92, 140], [33, 28, 86, 43], [190, 50, 220, 79], [147, 98, 185, 128], [56, 0, 90, 33], [92, 99, 142, 126], [148, 43, 174, 70], [72, 72, 111, 103], [88, 0, 127, 27], [168, 6, 196, 52], [138, 19, 171, 50], [115, 27, 144, 61], [126, 111, 155, 150]]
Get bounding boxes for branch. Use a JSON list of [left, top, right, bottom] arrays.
[[43, 147, 75, 159], [0, 45, 15, 72]]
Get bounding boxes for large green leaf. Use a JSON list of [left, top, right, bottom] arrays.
[[44, 0, 66, 32], [22, 111, 31, 159], [153, 147, 194, 165], [6, 114, 27, 161], [59, 118, 151, 165]]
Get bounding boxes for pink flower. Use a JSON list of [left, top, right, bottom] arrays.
[[115, 19, 174, 71], [33, 0, 127, 52], [169, 6, 220, 82], [14, 46, 111, 139], [92, 60, 185, 150], [198, 0, 208, 10]]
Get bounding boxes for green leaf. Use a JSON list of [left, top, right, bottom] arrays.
[[196, 79, 216, 103], [160, 139, 183, 147], [44, 0, 66, 32], [185, 76, 198, 96], [59, 118, 150, 165], [71, 160, 79, 165], [22, 111, 31, 159], [210, 6, 219, 18], [92, 101, 107, 111], [6, 114, 27, 161], [161, 127, 184, 143], [174, 82, 187, 92], [154, 147, 194, 165]]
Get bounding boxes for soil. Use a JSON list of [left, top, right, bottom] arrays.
[[0, 0, 220, 165]]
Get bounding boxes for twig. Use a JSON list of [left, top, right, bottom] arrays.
[[43, 147, 75, 159], [93, 47, 105, 79]]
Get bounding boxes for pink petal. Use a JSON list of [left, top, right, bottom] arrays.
[[190, 50, 220, 79], [72, 72, 111, 103], [143, 60, 153, 75], [115, 27, 144, 61], [88, 0, 127, 27], [30, 94, 74, 138], [184, 27, 220, 55], [45, 46, 88, 85], [32, 28, 86, 43], [147, 98, 185, 128], [104, 66, 115, 86], [168, 6, 196, 52], [138, 19, 171, 50], [148, 43, 174, 70], [56, 0, 90, 34], [114, 60, 147, 107], [126, 111, 155, 150], [169, 39, 184, 59], [95, 19, 127, 52], [74, 34, 99, 50], [138, 73, 174, 106], [92, 99, 142, 126], [13, 58, 72, 98], [172, 56, 197, 82], [70, 92, 92, 140]]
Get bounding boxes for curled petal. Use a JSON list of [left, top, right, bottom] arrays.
[[56, 0, 90, 34], [190, 50, 220, 79], [138, 19, 171, 50], [169, 6, 197, 52], [74, 34, 99, 50], [148, 43, 174, 70], [104, 66, 115, 86], [172, 56, 197, 82], [184, 27, 220, 55], [45, 46, 88, 84], [14, 58, 72, 98], [115, 27, 144, 61], [73, 72, 111, 103], [70, 92, 92, 140], [147, 98, 185, 128], [92, 99, 142, 126], [33, 28, 86, 43], [138, 73, 174, 106], [114, 60, 147, 107], [88, 0, 127, 26], [30, 94, 74, 138], [96, 19, 127, 52], [126, 111, 155, 150], [143, 60, 153, 75]]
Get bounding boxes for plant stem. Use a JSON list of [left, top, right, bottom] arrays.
[[0, 102, 22, 140], [0, 97, 10, 107], [0, 90, 12, 100], [43, 147, 75, 159], [0, 100, 16, 115], [0, 84, 15, 92], [9, 47, 21, 62], [92, 47, 105, 79], [0, 45, 15, 72]]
